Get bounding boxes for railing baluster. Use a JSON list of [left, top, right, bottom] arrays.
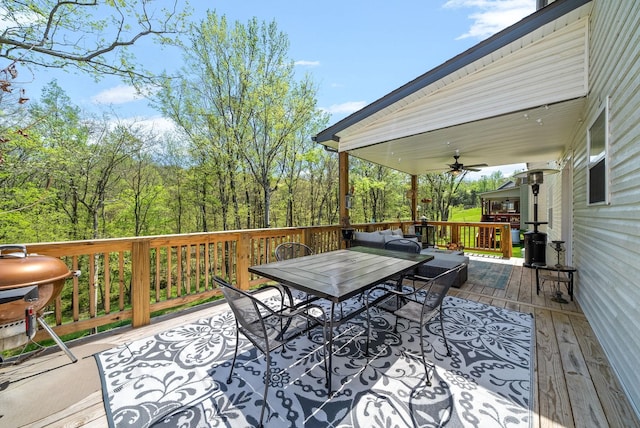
[[21, 221, 510, 337], [119, 251, 125, 310], [89, 254, 96, 319], [176, 244, 183, 297], [104, 253, 110, 314]]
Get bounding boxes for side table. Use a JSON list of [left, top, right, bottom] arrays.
[[535, 264, 576, 303]]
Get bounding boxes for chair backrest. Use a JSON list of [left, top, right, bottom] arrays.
[[384, 238, 421, 254], [418, 264, 464, 321], [275, 242, 313, 261], [214, 277, 269, 351]]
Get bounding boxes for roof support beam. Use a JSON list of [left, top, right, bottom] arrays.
[[339, 152, 350, 233]]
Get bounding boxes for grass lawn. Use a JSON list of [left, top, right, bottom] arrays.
[[448, 206, 523, 258], [449, 206, 482, 222]]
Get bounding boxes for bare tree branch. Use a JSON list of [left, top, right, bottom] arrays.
[[0, 0, 190, 83]]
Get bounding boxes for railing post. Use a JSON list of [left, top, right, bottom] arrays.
[[131, 239, 150, 328], [302, 227, 313, 248], [451, 223, 460, 246], [502, 224, 512, 259], [237, 232, 251, 290]]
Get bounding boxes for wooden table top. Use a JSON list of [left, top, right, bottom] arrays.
[[249, 246, 433, 302]]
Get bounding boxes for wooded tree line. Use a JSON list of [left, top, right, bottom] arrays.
[[1, 7, 507, 245]]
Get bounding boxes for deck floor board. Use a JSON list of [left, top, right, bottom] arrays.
[[2, 256, 639, 427]]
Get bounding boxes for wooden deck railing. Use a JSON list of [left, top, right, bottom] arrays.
[[426, 221, 512, 258], [20, 221, 511, 343]]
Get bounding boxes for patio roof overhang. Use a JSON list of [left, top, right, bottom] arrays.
[[313, 0, 592, 176]]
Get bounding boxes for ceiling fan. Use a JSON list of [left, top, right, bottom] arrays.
[[447, 150, 488, 175]]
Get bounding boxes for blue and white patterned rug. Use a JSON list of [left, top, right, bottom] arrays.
[[96, 294, 534, 427]]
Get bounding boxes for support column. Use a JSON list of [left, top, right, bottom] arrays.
[[339, 151, 350, 226], [411, 175, 418, 221]]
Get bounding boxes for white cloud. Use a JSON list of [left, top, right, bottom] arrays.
[[443, 0, 536, 39], [0, 7, 39, 32], [322, 101, 367, 115], [295, 60, 320, 67], [91, 85, 146, 105], [134, 116, 178, 135]]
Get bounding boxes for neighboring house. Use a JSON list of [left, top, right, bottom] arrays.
[[479, 180, 526, 230], [314, 0, 640, 417]]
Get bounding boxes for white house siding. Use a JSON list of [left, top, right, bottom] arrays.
[[545, 170, 563, 245], [572, 0, 640, 415], [544, 156, 573, 255]]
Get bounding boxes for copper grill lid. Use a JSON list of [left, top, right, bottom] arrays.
[[0, 245, 72, 290]]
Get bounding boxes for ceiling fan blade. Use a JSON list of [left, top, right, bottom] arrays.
[[465, 167, 482, 172], [464, 163, 488, 169]]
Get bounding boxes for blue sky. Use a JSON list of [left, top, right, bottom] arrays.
[[28, 0, 536, 176]]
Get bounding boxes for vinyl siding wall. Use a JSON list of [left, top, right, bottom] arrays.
[[572, 0, 640, 415], [545, 168, 564, 245]]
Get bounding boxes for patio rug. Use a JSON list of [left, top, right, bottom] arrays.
[[95, 294, 534, 428], [467, 260, 513, 289]]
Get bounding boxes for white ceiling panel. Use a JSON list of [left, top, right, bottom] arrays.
[[315, 2, 593, 176]]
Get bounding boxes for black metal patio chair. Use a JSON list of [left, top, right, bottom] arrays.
[[383, 238, 423, 286], [215, 276, 329, 428], [274, 242, 314, 305], [275, 242, 314, 261], [383, 238, 422, 254], [364, 264, 464, 386]]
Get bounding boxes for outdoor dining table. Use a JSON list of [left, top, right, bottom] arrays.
[[248, 246, 433, 394]]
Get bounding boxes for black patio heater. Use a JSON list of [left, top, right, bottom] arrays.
[[517, 169, 557, 268]]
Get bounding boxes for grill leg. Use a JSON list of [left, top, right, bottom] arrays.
[[37, 317, 77, 363]]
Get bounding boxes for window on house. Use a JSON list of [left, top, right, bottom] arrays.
[[587, 99, 609, 204]]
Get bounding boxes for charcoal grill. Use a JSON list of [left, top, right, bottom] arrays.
[[0, 245, 79, 362]]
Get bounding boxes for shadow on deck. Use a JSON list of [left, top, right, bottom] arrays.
[[1, 256, 639, 427]]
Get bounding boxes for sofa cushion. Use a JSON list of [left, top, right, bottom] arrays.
[[418, 248, 469, 288], [384, 235, 418, 244], [353, 231, 385, 244]]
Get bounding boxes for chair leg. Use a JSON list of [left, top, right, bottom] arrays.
[[305, 295, 312, 338], [319, 324, 330, 391], [439, 305, 451, 357], [258, 352, 271, 428], [419, 329, 432, 387], [227, 328, 240, 384], [283, 286, 294, 308]]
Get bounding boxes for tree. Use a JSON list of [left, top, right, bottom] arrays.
[[0, 1, 190, 170], [423, 172, 467, 222], [0, 1, 189, 84], [118, 127, 163, 236], [349, 159, 408, 223], [157, 12, 324, 229], [280, 118, 329, 227]]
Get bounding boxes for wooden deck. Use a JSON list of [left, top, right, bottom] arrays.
[[1, 256, 639, 427]]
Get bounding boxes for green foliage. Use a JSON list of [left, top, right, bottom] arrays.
[[0, 85, 513, 244], [1, 8, 516, 244], [155, 12, 329, 230]]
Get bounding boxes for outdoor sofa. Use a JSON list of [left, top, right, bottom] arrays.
[[351, 229, 468, 287]]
